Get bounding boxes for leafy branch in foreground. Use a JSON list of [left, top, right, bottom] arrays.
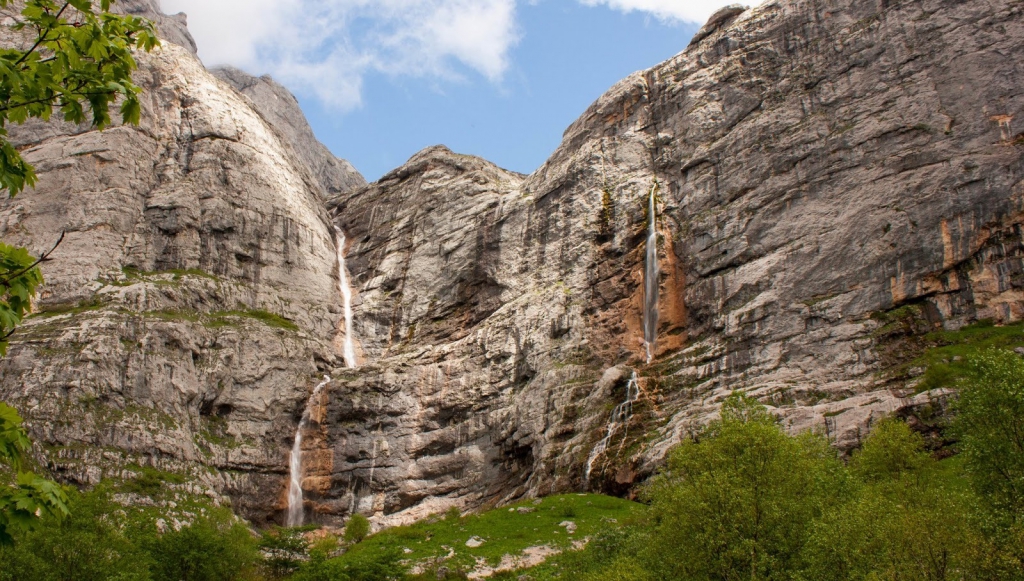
[[0, 0, 157, 545], [0, 402, 69, 545]]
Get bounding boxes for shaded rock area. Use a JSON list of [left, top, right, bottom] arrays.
[[0, 0, 1022, 529]]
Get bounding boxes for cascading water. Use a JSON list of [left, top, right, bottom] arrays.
[[585, 185, 659, 486], [286, 228, 362, 526], [287, 376, 331, 527], [643, 185, 660, 364], [335, 227, 358, 369], [584, 371, 641, 484]]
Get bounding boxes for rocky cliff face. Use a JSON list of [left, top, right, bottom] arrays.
[[0, 37, 348, 522], [1, 0, 1022, 528], [319, 0, 1024, 525]]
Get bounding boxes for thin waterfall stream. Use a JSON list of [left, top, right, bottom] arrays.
[[585, 185, 659, 487], [336, 227, 358, 369], [643, 184, 659, 364], [285, 228, 360, 526], [286, 376, 331, 527], [585, 372, 641, 484]]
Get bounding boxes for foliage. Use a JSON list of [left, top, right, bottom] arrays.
[[800, 421, 982, 581], [953, 349, 1024, 515], [0, 487, 151, 581], [519, 394, 1024, 581], [0, 402, 69, 545], [260, 527, 310, 579], [344, 513, 371, 544], [144, 514, 260, 581], [638, 394, 845, 581], [293, 543, 406, 581], [0, 485, 261, 580]]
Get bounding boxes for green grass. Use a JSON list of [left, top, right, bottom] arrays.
[[896, 319, 1024, 392], [209, 309, 299, 331], [346, 494, 640, 573]]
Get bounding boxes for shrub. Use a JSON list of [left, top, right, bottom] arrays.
[[0, 488, 150, 581], [954, 349, 1024, 515], [145, 509, 259, 581], [639, 394, 845, 581], [344, 513, 371, 544]]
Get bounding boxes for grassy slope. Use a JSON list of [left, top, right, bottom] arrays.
[[346, 494, 640, 573], [871, 302, 1024, 392]]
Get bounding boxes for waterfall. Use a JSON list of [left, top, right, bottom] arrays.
[[284, 228, 361, 526], [286, 376, 331, 527], [336, 227, 358, 369], [643, 185, 659, 364], [584, 371, 641, 484]]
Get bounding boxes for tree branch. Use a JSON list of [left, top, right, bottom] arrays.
[[13, 3, 70, 67], [0, 230, 64, 288]]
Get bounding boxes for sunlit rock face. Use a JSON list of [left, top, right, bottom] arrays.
[[0, 37, 349, 523], [0, 0, 1021, 528], [318, 0, 1024, 525]]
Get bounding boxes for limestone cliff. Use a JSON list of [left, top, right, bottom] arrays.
[[0, 39, 347, 522], [320, 0, 1024, 524], [0, 0, 1021, 528]]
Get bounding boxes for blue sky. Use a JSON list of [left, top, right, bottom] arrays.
[[160, 0, 746, 180]]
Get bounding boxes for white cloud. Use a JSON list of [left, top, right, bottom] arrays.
[[575, 0, 741, 24], [577, 0, 745, 23], [158, 0, 745, 111], [160, 0, 519, 110]]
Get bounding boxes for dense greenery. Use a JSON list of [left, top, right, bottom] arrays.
[[0, 402, 68, 545], [519, 350, 1024, 580], [0, 484, 258, 581]]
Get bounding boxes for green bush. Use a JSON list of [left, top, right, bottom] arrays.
[[639, 394, 845, 581], [145, 512, 259, 581], [260, 527, 310, 579], [800, 420, 983, 581], [0, 488, 151, 581], [344, 513, 371, 544], [294, 543, 405, 581], [954, 350, 1024, 515]]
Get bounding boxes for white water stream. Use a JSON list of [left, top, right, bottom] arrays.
[[584, 371, 641, 484], [585, 185, 659, 486], [285, 228, 361, 526], [336, 228, 358, 369], [286, 376, 331, 527], [643, 185, 659, 364]]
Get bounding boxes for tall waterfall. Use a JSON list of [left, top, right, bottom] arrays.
[[286, 376, 331, 527], [285, 227, 361, 526], [336, 228, 358, 369], [643, 185, 659, 363], [584, 371, 641, 484]]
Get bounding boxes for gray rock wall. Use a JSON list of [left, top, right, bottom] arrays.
[[0, 42, 346, 523], [319, 0, 1024, 526]]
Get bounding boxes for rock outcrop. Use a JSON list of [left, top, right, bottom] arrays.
[[0, 0, 1022, 528], [212, 67, 366, 198], [0, 38, 346, 523]]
